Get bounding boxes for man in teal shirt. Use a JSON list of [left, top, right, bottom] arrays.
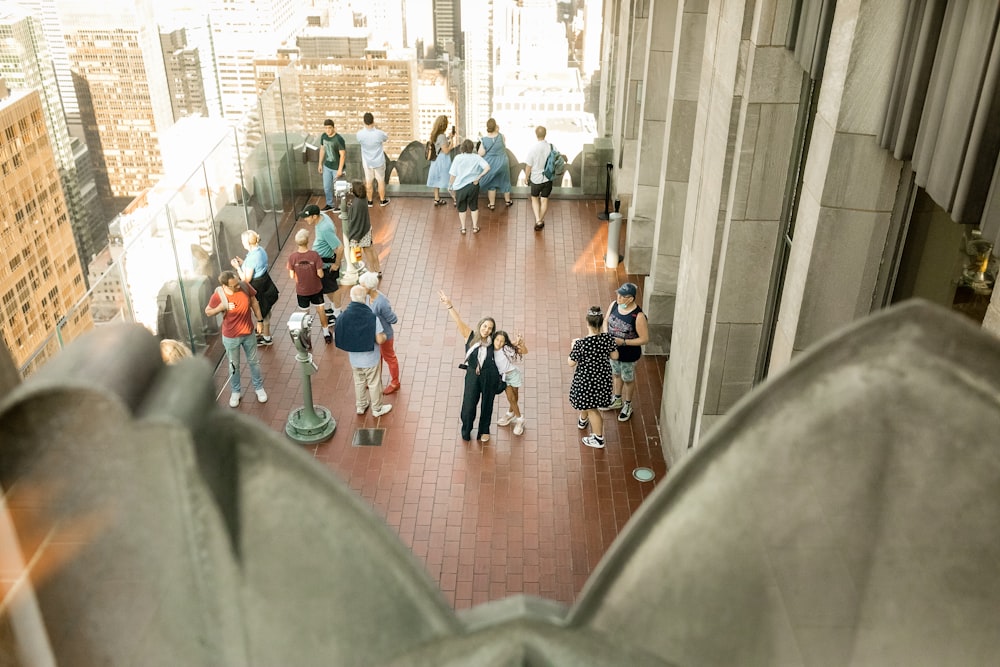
[[298, 204, 344, 321]]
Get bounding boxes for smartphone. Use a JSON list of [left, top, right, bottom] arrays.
[[451, 125, 456, 135]]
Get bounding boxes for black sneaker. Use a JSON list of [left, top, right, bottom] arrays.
[[323, 331, 332, 344], [380, 198, 390, 207], [367, 201, 374, 208], [321, 204, 333, 211], [256, 336, 273, 347], [332, 206, 341, 213]]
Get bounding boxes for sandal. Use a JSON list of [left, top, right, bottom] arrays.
[[473, 226, 481, 234], [487, 203, 495, 210], [433, 199, 446, 206], [505, 200, 514, 207], [460, 227, 467, 235]]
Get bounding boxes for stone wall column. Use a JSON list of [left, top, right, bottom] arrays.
[[695, 1, 805, 439], [662, 0, 754, 463], [643, 1, 708, 356], [768, 0, 907, 374], [623, 0, 676, 277], [605, 0, 646, 218]]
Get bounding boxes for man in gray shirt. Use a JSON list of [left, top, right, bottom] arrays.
[[356, 112, 390, 208]]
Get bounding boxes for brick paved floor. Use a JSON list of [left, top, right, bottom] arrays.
[[215, 194, 668, 609]]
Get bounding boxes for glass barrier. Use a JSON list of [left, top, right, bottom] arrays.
[[15, 58, 610, 379]]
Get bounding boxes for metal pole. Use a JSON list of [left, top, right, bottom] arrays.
[[597, 162, 612, 220]]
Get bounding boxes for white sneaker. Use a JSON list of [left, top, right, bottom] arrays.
[[497, 411, 515, 426], [255, 388, 268, 403], [229, 392, 240, 408], [581, 434, 606, 449], [512, 417, 525, 436], [372, 404, 393, 417], [356, 404, 369, 415]]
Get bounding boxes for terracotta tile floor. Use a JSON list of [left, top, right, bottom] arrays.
[[215, 195, 668, 609]]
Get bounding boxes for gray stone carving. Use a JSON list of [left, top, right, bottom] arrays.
[[1, 301, 998, 665]]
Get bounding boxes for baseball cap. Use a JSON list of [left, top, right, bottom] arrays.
[[617, 282, 638, 298], [298, 204, 320, 219]]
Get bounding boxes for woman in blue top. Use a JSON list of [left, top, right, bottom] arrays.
[[426, 115, 455, 205], [477, 118, 512, 210], [448, 140, 490, 234], [231, 230, 279, 346]]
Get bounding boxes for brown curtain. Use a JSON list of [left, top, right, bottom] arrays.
[[879, 0, 1000, 232], [785, 0, 837, 80]]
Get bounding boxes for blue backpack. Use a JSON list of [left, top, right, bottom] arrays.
[[542, 144, 565, 181]]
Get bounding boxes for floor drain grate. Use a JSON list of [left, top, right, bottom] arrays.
[[352, 428, 385, 447]]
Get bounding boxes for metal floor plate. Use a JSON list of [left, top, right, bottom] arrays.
[[352, 428, 385, 447]]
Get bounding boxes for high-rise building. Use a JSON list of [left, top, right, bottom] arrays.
[[160, 28, 208, 121], [460, 0, 492, 139], [12, 0, 82, 137], [432, 0, 462, 59], [57, 0, 174, 217], [264, 55, 419, 159], [208, 0, 302, 121], [0, 7, 105, 266], [0, 86, 90, 374]]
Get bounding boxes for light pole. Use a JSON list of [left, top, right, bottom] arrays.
[[284, 311, 335, 444]]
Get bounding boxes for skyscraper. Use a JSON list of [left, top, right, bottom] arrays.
[[0, 6, 105, 266], [160, 28, 208, 121], [57, 0, 174, 217], [0, 85, 90, 374], [208, 0, 301, 120]]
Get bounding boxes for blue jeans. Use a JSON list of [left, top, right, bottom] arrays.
[[223, 334, 263, 394], [322, 164, 337, 207]]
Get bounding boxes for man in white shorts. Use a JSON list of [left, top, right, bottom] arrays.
[[357, 112, 390, 208]]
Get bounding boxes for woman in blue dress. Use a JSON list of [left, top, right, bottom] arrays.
[[426, 115, 455, 205], [477, 118, 512, 210]]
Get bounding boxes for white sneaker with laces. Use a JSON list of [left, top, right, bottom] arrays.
[[513, 417, 525, 436], [229, 392, 240, 408], [581, 434, 606, 449], [255, 388, 268, 403], [372, 404, 393, 417], [497, 411, 515, 426]]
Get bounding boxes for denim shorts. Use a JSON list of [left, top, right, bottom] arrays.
[[609, 359, 636, 382], [503, 367, 523, 388]]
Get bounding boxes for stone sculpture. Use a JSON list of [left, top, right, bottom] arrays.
[[1, 301, 998, 665]]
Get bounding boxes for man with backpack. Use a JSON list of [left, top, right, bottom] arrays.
[[524, 125, 553, 231]]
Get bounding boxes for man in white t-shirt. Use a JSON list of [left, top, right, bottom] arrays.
[[356, 112, 390, 208], [523, 125, 552, 231]]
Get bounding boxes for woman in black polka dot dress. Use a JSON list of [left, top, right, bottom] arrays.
[[568, 306, 619, 449]]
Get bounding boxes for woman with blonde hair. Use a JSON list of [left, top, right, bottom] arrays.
[[160, 338, 193, 365], [426, 115, 455, 205], [231, 230, 279, 346]]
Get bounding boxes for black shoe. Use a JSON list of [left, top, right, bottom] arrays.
[[332, 207, 341, 213], [461, 431, 472, 442], [367, 201, 374, 208], [323, 331, 332, 344], [380, 198, 390, 207], [321, 204, 333, 211]]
